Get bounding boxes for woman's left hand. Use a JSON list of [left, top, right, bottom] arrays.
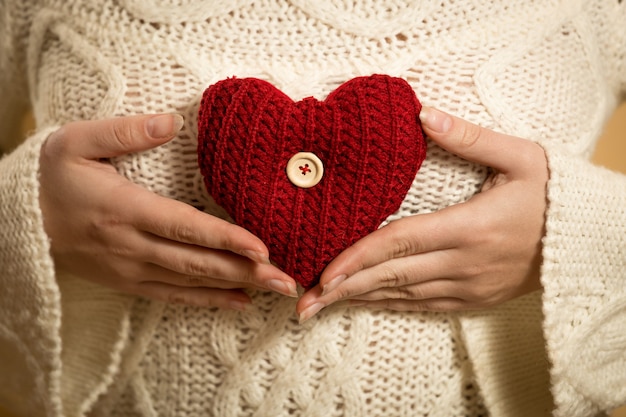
[[297, 107, 549, 322]]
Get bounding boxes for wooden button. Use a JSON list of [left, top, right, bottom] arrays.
[[286, 152, 324, 188]]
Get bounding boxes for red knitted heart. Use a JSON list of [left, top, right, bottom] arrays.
[[197, 75, 426, 288]]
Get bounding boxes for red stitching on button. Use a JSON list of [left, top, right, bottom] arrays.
[[299, 164, 311, 175]]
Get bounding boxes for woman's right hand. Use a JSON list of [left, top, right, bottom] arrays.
[[39, 114, 297, 310]]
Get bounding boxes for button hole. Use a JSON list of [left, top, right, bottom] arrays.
[[299, 164, 311, 175]]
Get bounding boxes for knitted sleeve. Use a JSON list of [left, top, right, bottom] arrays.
[[0, 132, 138, 417], [539, 3, 626, 416], [1, 3, 136, 415], [540, 144, 626, 417], [0, 129, 64, 417], [0, 3, 66, 417]]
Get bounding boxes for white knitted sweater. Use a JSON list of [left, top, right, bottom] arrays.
[[1, 1, 625, 416]]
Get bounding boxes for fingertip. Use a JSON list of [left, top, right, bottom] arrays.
[[298, 302, 324, 324], [61, 113, 185, 160], [296, 284, 322, 310], [419, 107, 515, 170], [228, 297, 253, 312], [146, 113, 184, 140], [317, 236, 372, 291], [268, 278, 299, 298], [321, 274, 347, 296], [213, 290, 254, 312], [419, 106, 452, 135]]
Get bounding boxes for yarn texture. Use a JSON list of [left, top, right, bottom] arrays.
[[1, 1, 625, 417], [197, 75, 426, 288]]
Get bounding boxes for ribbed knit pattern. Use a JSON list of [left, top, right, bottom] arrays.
[[0, 130, 62, 417], [1, 1, 625, 417], [198, 75, 426, 288]]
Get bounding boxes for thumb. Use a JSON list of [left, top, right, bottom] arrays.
[[419, 106, 526, 173], [53, 114, 184, 160]]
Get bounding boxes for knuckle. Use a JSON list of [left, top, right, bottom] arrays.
[[184, 275, 211, 286], [383, 222, 415, 258], [377, 264, 405, 288], [107, 242, 136, 259], [459, 261, 487, 280], [154, 205, 205, 244], [458, 122, 483, 149], [162, 250, 209, 277], [386, 219, 428, 258], [240, 267, 259, 284], [86, 215, 124, 245], [390, 285, 416, 300], [331, 284, 354, 300], [213, 221, 236, 246], [390, 233, 417, 258], [169, 221, 198, 244], [110, 119, 141, 151], [226, 262, 255, 284], [179, 258, 207, 276]]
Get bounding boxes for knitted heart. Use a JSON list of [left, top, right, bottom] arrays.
[[197, 75, 426, 288]]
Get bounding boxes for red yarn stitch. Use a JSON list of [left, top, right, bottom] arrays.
[[197, 75, 427, 289]]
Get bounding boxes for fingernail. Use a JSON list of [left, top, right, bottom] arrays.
[[322, 274, 347, 296], [147, 114, 184, 139], [228, 299, 252, 312], [419, 107, 452, 133], [268, 279, 298, 298], [241, 249, 271, 264], [298, 302, 324, 324]]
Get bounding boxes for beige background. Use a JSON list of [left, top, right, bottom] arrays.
[[0, 106, 624, 415], [593, 103, 626, 172]]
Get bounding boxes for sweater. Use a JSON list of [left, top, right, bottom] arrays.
[[1, 1, 625, 416]]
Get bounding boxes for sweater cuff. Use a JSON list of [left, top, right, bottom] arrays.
[[541, 141, 626, 416], [0, 129, 135, 417], [0, 128, 63, 416], [458, 293, 553, 417]]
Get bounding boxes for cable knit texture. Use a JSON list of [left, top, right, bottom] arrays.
[[0, 1, 625, 416], [198, 75, 426, 288]]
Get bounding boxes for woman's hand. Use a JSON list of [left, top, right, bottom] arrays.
[[39, 114, 297, 310], [297, 107, 548, 322]]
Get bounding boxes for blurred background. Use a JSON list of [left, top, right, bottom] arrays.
[[593, 103, 626, 173]]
